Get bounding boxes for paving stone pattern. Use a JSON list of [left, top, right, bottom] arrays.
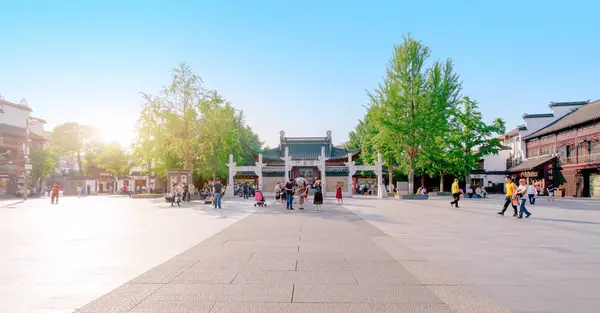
[[75, 204, 510, 313]]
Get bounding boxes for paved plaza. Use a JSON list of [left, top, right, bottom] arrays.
[[2, 195, 600, 312]]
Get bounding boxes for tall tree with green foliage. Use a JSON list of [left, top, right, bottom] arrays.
[[417, 59, 462, 192], [95, 143, 132, 177], [30, 148, 56, 187], [449, 97, 506, 185], [50, 122, 99, 175], [132, 62, 262, 184], [368, 34, 436, 193]]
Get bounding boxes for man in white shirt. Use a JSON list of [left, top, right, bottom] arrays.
[[527, 182, 536, 205]]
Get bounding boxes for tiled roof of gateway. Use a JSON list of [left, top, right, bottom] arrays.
[[258, 141, 360, 161], [524, 99, 600, 139]]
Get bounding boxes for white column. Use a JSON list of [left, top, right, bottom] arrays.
[[225, 154, 236, 198], [284, 147, 290, 182], [257, 154, 263, 190], [377, 152, 387, 198], [320, 146, 327, 196], [346, 154, 354, 197]]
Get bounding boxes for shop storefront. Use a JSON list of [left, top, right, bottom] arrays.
[[508, 155, 556, 193], [591, 174, 600, 197]]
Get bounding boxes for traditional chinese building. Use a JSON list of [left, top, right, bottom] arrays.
[[0, 99, 47, 195], [227, 131, 387, 198], [521, 99, 600, 197]]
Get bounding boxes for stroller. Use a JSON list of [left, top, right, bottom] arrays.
[[254, 190, 267, 207]]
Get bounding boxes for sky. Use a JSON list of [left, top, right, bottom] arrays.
[[1, 0, 599, 148]]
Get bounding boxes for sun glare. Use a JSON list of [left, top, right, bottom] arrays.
[[100, 126, 135, 148]]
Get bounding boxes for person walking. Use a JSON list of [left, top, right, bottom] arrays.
[[527, 182, 536, 205], [76, 185, 82, 198], [212, 179, 223, 209], [497, 176, 518, 216], [79, 184, 86, 198], [546, 183, 555, 201], [275, 183, 281, 202], [243, 182, 249, 200], [516, 179, 532, 219], [51, 183, 60, 204], [336, 181, 344, 206], [296, 181, 306, 210], [182, 185, 189, 202], [171, 183, 181, 207], [285, 178, 295, 210], [450, 178, 460, 208], [313, 180, 323, 210]]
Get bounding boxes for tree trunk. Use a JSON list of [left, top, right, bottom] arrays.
[[212, 145, 217, 182], [388, 165, 394, 192], [76, 151, 83, 176], [439, 172, 444, 192], [465, 172, 470, 190], [420, 175, 425, 188], [408, 156, 415, 194]]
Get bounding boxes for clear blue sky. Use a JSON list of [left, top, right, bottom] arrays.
[[1, 0, 599, 147]]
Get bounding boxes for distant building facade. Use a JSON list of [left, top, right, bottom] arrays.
[[521, 100, 600, 197], [0, 98, 47, 195]]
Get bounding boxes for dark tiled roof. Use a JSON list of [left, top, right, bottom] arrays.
[[524, 99, 600, 139], [31, 117, 47, 123], [0, 100, 32, 112], [508, 155, 555, 172], [258, 142, 360, 162], [262, 167, 285, 173], [549, 100, 590, 107], [0, 123, 44, 140], [325, 166, 349, 174], [523, 113, 553, 119], [235, 171, 257, 177]]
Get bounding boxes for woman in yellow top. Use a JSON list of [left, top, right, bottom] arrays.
[[497, 175, 518, 216], [450, 179, 460, 208]]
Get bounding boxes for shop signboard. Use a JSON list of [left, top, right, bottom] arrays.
[[520, 171, 539, 178]]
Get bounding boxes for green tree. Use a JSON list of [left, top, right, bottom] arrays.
[[95, 143, 131, 177], [449, 97, 506, 185], [132, 62, 262, 184], [50, 122, 99, 175], [417, 59, 462, 192], [368, 34, 435, 193], [30, 148, 56, 187]]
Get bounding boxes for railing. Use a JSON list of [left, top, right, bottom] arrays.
[[579, 153, 600, 164], [559, 153, 600, 166]]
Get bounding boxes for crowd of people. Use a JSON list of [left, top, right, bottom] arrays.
[[449, 175, 556, 219], [272, 178, 344, 210]]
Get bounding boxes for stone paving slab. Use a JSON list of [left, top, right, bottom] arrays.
[[75, 203, 510, 312]]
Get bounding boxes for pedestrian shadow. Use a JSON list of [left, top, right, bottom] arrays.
[[256, 201, 395, 224], [534, 217, 600, 226]]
